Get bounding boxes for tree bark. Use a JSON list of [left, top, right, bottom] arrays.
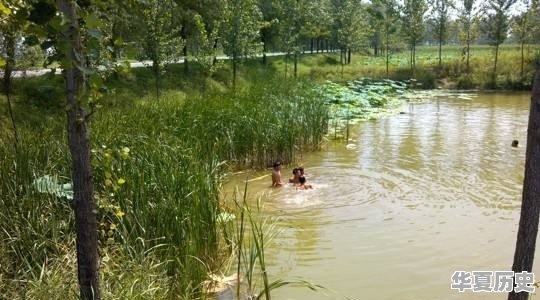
[[310, 38, 314, 54], [326, 39, 329, 52], [181, 23, 188, 74], [3, 30, 18, 153], [212, 38, 218, 65], [232, 57, 237, 87], [508, 65, 540, 300], [153, 62, 160, 100], [261, 30, 268, 65], [466, 30, 471, 75], [293, 52, 297, 77], [493, 44, 499, 86], [438, 35, 442, 70], [386, 32, 390, 78], [57, 1, 100, 299], [347, 48, 351, 64], [521, 41, 525, 79]]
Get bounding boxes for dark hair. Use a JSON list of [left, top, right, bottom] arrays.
[[299, 176, 306, 184], [298, 167, 304, 174], [512, 140, 519, 147], [273, 160, 282, 168], [292, 168, 299, 175]]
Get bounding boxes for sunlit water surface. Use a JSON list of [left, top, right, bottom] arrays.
[[223, 92, 536, 300]]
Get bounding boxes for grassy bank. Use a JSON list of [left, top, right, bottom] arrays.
[[274, 44, 540, 89], [0, 68, 328, 298]]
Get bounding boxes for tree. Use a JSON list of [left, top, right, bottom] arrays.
[[369, 0, 401, 77], [511, 0, 535, 79], [190, 13, 221, 76], [56, 0, 101, 298], [457, 0, 479, 75], [221, 0, 262, 86], [0, 0, 29, 153], [402, 0, 428, 78], [138, 0, 183, 99], [302, 0, 332, 54], [508, 64, 540, 300], [430, 0, 454, 70], [332, 0, 370, 66], [276, 0, 304, 77], [259, 0, 278, 64], [482, 0, 517, 86]]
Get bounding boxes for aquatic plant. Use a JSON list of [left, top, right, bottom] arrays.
[[0, 75, 330, 298]]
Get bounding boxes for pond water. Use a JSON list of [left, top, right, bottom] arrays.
[[223, 91, 537, 300]]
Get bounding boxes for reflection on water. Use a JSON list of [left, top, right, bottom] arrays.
[[224, 92, 533, 300]]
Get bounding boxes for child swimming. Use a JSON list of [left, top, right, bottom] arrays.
[[296, 175, 313, 190], [271, 161, 283, 187], [289, 168, 300, 184]]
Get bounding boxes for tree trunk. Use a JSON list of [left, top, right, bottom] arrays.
[[341, 48, 344, 77], [347, 48, 351, 64], [3, 31, 18, 153], [232, 57, 237, 87], [493, 44, 499, 86], [181, 24, 188, 74], [110, 21, 119, 62], [413, 43, 416, 78], [153, 61, 160, 100], [212, 38, 218, 65], [438, 36, 442, 70], [386, 38, 390, 79], [411, 41, 416, 78], [310, 38, 314, 54], [316, 38, 320, 53], [508, 66, 540, 300], [57, 0, 100, 299], [466, 30, 471, 75], [386, 32, 390, 78], [293, 52, 298, 77], [521, 41, 525, 79], [284, 53, 289, 78], [262, 30, 268, 65]]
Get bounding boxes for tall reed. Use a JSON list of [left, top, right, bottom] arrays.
[[0, 73, 329, 298]]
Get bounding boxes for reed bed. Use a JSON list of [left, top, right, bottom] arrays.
[[0, 73, 329, 298]]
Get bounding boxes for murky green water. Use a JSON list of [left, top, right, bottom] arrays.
[[224, 91, 535, 300]]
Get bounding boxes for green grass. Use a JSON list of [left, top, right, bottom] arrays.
[[269, 44, 540, 89], [0, 65, 329, 298]]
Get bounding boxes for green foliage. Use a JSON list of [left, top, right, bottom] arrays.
[[402, 0, 428, 76], [0, 72, 329, 298], [32, 175, 73, 199], [137, 0, 184, 97], [221, 0, 262, 61], [333, 0, 371, 52], [275, 0, 303, 55], [319, 78, 407, 122], [402, 0, 428, 46], [190, 13, 222, 75], [482, 0, 516, 48], [429, 0, 454, 58]]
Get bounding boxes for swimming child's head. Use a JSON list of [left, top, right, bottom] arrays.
[[292, 168, 299, 175], [512, 140, 519, 147], [299, 176, 306, 184], [298, 167, 304, 175], [273, 160, 282, 170]]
